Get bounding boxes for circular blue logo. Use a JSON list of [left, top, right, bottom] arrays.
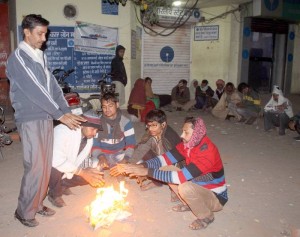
[[160, 46, 174, 63], [67, 39, 74, 47], [243, 27, 251, 37], [288, 53, 293, 62], [264, 0, 279, 11], [242, 49, 249, 59], [289, 32, 295, 41]]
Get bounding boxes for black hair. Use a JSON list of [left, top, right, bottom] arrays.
[[21, 14, 49, 39], [225, 82, 234, 88], [145, 109, 167, 124], [101, 92, 119, 103], [201, 79, 208, 85], [145, 77, 152, 83], [184, 116, 196, 129], [179, 79, 188, 85], [237, 82, 249, 93]]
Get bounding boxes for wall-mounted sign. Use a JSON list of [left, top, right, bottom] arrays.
[[194, 25, 219, 41]]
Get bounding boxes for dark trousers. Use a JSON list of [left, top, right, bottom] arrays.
[[48, 167, 88, 198], [264, 111, 290, 134]]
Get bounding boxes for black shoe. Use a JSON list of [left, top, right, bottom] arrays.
[[37, 206, 56, 216], [14, 210, 39, 227], [48, 195, 66, 208]]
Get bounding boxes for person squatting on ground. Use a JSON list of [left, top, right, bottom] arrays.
[[171, 79, 196, 111], [111, 45, 127, 107], [195, 79, 215, 110], [111, 117, 228, 230], [92, 92, 136, 169], [264, 85, 294, 136], [288, 112, 300, 141], [6, 14, 86, 227], [236, 82, 261, 125], [48, 111, 104, 208], [211, 82, 242, 121], [212, 79, 225, 106], [130, 109, 181, 191]]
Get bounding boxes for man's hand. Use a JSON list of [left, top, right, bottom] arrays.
[[110, 164, 148, 177], [97, 155, 109, 170], [59, 113, 86, 130], [79, 168, 105, 188]]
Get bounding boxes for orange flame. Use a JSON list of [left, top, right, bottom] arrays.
[[85, 181, 131, 230]]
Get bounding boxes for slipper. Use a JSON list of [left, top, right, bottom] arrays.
[[172, 203, 191, 212], [189, 217, 214, 230], [140, 181, 159, 191]]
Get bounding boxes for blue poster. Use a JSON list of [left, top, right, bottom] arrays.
[[102, 0, 119, 15], [19, 26, 114, 93]]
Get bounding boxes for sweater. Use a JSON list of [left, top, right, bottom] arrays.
[[92, 114, 136, 158], [6, 41, 70, 123], [143, 136, 228, 206]]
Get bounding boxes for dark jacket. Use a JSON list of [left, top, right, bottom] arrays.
[[111, 45, 127, 86], [131, 125, 181, 163], [171, 86, 190, 105], [6, 42, 71, 123]]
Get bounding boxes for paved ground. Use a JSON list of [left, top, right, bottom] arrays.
[[0, 94, 299, 237]]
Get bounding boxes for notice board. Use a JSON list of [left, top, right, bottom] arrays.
[[19, 26, 115, 93]]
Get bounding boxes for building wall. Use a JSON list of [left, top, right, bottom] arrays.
[[12, 0, 141, 104], [191, 6, 241, 89]]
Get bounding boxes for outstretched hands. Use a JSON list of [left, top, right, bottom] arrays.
[[79, 168, 105, 188], [110, 164, 148, 177]]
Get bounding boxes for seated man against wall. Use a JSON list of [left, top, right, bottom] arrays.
[[111, 117, 228, 230], [264, 85, 293, 136], [211, 82, 242, 121], [131, 109, 181, 191], [48, 111, 105, 208], [195, 79, 215, 110], [212, 79, 225, 107], [236, 82, 261, 125], [93, 92, 136, 168], [171, 79, 196, 111]]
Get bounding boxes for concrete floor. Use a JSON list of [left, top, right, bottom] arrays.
[[0, 94, 299, 237]]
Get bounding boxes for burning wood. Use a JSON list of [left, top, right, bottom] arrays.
[[85, 181, 132, 230]]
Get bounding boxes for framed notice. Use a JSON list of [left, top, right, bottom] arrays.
[[194, 25, 219, 41]]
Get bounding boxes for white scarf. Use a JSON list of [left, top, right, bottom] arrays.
[[19, 41, 51, 92]]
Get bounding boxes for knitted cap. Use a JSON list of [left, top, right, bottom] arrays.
[[81, 110, 102, 130]]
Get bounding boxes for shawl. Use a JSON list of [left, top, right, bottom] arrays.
[[184, 117, 207, 156], [128, 78, 146, 107], [98, 109, 123, 140]]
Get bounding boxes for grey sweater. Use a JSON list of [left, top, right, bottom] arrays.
[[6, 42, 71, 123]]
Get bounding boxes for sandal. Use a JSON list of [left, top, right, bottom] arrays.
[[172, 203, 191, 212], [189, 217, 214, 230]]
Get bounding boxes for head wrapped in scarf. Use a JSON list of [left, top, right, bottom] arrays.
[[184, 117, 207, 150]]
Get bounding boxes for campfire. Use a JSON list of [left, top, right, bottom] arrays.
[[85, 181, 131, 230]]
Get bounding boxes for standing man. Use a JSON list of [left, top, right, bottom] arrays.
[[111, 45, 127, 107], [6, 14, 85, 227]]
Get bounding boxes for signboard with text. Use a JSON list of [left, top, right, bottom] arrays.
[[194, 25, 219, 41], [18, 26, 115, 93]]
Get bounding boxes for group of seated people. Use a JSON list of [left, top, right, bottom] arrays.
[[127, 77, 300, 139], [48, 91, 228, 231]]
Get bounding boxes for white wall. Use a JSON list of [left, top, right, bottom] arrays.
[[291, 26, 300, 93], [191, 6, 241, 89]]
